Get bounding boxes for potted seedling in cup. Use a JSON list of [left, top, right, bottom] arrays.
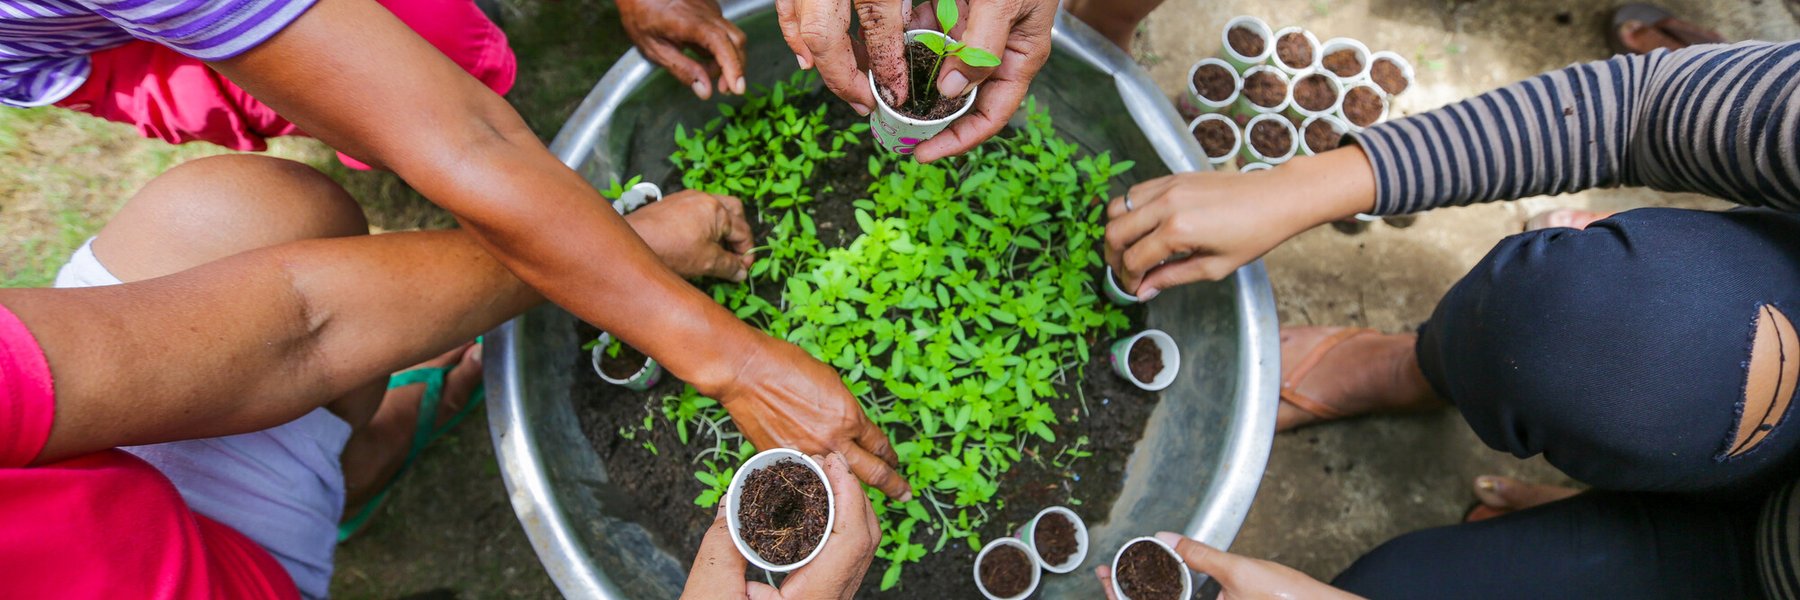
[[1241, 113, 1299, 166], [588, 332, 662, 391], [974, 537, 1040, 600], [726, 448, 835, 572], [1368, 50, 1415, 97], [1319, 37, 1373, 82], [1111, 536, 1194, 600], [1219, 16, 1274, 70], [1112, 329, 1180, 391], [1270, 26, 1320, 75], [1017, 506, 1089, 573], [867, 2, 998, 155]]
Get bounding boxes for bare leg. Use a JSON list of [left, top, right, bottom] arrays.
[[1065, 0, 1167, 51]]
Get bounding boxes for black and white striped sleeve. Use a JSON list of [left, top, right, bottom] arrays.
[[1349, 41, 1800, 215]]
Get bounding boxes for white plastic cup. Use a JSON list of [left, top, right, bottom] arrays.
[[1239, 113, 1299, 166], [1299, 113, 1353, 156], [1337, 81, 1390, 132], [1230, 65, 1291, 120], [1218, 16, 1274, 70], [725, 449, 836, 572], [1284, 68, 1344, 121], [1016, 506, 1090, 573], [867, 30, 979, 155], [973, 537, 1042, 600], [1185, 57, 1241, 115], [591, 332, 662, 391], [1318, 37, 1373, 83], [1188, 113, 1241, 166], [610, 181, 662, 214], [1269, 26, 1321, 74], [1103, 266, 1140, 305], [1368, 50, 1416, 97], [1109, 537, 1195, 600], [1239, 162, 1273, 173], [1110, 329, 1180, 392]]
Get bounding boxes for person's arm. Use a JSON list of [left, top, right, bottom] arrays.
[[1095, 532, 1364, 600], [196, 0, 907, 498]]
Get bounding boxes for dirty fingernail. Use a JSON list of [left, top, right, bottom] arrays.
[[940, 71, 969, 97], [691, 80, 709, 98], [851, 102, 871, 116], [1154, 531, 1185, 547], [1138, 287, 1160, 302]]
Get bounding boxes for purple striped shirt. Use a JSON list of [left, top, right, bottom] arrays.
[[0, 0, 317, 107]]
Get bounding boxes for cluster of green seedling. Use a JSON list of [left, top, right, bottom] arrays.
[[618, 70, 1132, 589]]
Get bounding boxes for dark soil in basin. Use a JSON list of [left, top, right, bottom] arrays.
[[1116, 540, 1184, 600], [1371, 58, 1409, 95], [1242, 71, 1287, 109], [1305, 118, 1343, 153], [572, 97, 1161, 597], [1128, 337, 1164, 383], [1291, 73, 1338, 113], [978, 544, 1034, 597], [1342, 85, 1384, 128], [1248, 119, 1293, 158], [1227, 25, 1265, 58], [738, 460, 829, 566], [597, 339, 650, 380], [1323, 48, 1363, 78], [884, 40, 965, 121], [1193, 118, 1236, 159], [1192, 63, 1235, 103], [1034, 512, 1079, 566], [1275, 31, 1313, 69]]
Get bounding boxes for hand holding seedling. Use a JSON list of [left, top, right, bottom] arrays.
[[1095, 532, 1365, 600], [621, 189, 756, 281], [620, 0, 748, 100], [1104, 146, 1379, 298], [681, 453, 879, 600]]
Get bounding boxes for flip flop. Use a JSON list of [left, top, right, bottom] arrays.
[[1610, 3, 1725, 56], [1280, 328, 1378, 422], [337, 353, 487, 542]]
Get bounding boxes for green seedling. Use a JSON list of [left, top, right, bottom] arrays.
[[920, 0, 1001, 89]]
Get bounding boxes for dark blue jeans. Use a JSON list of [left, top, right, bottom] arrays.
[[1333, 208, 1800, 599]]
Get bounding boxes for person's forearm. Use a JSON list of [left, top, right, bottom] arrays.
[[1350, 41, 1800, 215]]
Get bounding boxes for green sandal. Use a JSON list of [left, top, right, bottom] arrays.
[[337, 358, 486, 542]]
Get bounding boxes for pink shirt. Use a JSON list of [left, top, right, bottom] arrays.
[[0, 302, 298, 599]]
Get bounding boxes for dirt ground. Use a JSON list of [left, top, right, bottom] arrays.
[[2, 0, 1796, 598]]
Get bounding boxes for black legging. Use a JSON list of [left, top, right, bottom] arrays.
[[1332, 208, 1800, 599]]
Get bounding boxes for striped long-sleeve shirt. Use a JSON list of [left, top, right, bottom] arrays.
[[0, 0, 317, 108], [1351, 41, 1800, 215]]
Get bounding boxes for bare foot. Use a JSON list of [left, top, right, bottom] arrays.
[[341, 343, 484, 514], [1278, 327, 1443, 431], [1465, 475, 1581, 522], [1525, 209, 1615, 232]]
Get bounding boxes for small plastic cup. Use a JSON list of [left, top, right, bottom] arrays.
[[1298, 113, 1353, 156], [1284, 68, 1344, 121], [1239, 162, 1273, 173], [1368, 50, 1416, 97], [1269, 26, 1321, 74], [1218, 16, 1274, 70], [1337, 81, 1390, 132], [1230, 65, 1291, 120], [1318, 37, 1373, 83], [1185, 57, 1242, 115], [1103, 266, 1141, 305], [1188, 113, 1241, 167], [1016, 506, 1090, 573], [591, 332, 662, 391], [610, 181, 662, 214], [867, 29, 979, 156], [1110, 537, 1195, 600], [1110, 329, 1180, 392], [973, 537, 1041, 600], [725, 449, 836, 573], [1239, 113, 1300, 166]]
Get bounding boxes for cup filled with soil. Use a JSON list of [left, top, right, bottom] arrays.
[[1111, 329, 1180, 391], [1218, 16, 1274, 70], [1338, 81, 1389, 131], [1017, 506, 1089, 573], [1269, 26, 1320, 74], [867, 29, 980, 155], [1300, 113, 1352, 156], [1239, 113, 1299, 166], [1230, 65, 1291, 120], [1185, 57, 1241, 114], [1188, 114, 1241, 166], [973, 537, 1040, 600], [1368, 50, 1415, 97], [1110, 537, 1193, 600], [1285, 69, 1342, 119], [1318, 37, 1372, 82], [725, 448, 835, 572], [589, 332, 662, 391]]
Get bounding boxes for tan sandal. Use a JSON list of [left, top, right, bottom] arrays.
[[1280, 328, 1378, 421]]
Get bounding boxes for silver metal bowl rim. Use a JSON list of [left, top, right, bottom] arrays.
[[485, 4, 1279, 597]]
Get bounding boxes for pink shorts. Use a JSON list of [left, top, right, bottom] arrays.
[[55, 0, 517, 167]]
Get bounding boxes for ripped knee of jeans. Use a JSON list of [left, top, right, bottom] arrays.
[[1725, 304, 1800, 459]]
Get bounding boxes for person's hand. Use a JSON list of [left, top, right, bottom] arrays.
[[1104, 147, 1378, 298], [619, 0, 748, 100], [623, 190, 755, 281], [710, 338, 913, 501], [1095, 532, 1364, 600], [682, 452, 881, 599]]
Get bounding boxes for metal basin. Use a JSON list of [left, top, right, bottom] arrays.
[[485, 3, 1278, 596]]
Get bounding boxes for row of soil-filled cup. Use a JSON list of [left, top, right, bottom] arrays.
[[975, 514, 1198, 600]]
